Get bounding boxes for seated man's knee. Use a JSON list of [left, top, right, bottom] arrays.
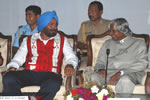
[[119, 75, 133, 83], [90, 73, 98, 81], [116, 75, 135, 93], [3, 72, 17, 85]]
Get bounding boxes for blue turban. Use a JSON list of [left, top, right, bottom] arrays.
[[37, 11, 58, 32]]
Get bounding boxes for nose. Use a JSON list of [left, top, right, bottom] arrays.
[[52, 24, 57, 29], [50, 25, 56, 30]]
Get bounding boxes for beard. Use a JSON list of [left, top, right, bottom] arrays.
[[43, 29, 58, 37]]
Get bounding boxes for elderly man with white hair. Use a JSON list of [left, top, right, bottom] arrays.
[[90, 18, 148, 94]]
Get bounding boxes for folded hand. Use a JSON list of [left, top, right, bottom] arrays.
[[108, 72, 121, 85], [97, 69, 106, 79], [64, 64, 75, 77], [1, 67, 17, 76]]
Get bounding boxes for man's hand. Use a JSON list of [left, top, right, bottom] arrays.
[[2, 67, 17, 76], [64, 64, 75, 77], [108, 72, 121, 85], [97, 69, 106, 79]]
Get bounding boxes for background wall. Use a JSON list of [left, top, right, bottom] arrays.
[[0, 0, 150, 65], [0, 0, 150, 37]]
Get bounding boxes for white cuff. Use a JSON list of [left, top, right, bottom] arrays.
[[120, 70, 124, 76]]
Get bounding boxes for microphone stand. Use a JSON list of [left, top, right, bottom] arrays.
[[105, 49, 110, 88]]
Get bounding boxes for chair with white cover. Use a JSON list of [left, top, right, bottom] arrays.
[[18, 31, 78, 99], [0, 32, 12, 92]]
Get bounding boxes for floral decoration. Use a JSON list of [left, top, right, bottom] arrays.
[[64, 82, 115, 100]]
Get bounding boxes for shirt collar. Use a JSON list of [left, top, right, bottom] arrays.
[[36, 32, 59, 45], [119, 36, 131, 44], [120, 38, 125, 43]]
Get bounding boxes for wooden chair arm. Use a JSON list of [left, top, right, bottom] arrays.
[[0, 67, 7, 73], [145, 71, 150, 94], [58, 31, 78, 55], [0, 32, 12, 65], [65, 76, 72, 90], [0, 53, 3, 66], [132, 33, 150, 52]]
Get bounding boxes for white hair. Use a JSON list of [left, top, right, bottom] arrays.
[[108, 18, 133, 36]]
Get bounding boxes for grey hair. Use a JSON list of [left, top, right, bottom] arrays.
[[108, 18, 133, 36]]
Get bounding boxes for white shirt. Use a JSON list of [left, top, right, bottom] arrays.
[[7, 32, 78, 69]]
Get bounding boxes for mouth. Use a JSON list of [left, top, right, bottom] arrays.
[[89, 16, 94, 20], [44, 29, 58, 37], [47, 29, 58, 33]]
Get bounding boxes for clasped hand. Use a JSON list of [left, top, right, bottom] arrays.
[[97, 69, 121, 85], [64, 64, 75, 77], [2, 67, 17, 76]]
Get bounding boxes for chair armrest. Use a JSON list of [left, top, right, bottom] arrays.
[[0, 67, 7, 72], [144, 68, 150, 73], [65, 76, 72, 90], [145, 71, 150, 94]]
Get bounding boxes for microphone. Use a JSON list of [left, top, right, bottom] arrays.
[[105, 49, 110, 88]]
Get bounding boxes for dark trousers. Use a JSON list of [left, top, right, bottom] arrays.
[[2, 70, 62, 100]]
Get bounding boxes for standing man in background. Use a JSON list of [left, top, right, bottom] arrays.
[[77, 1, 110, 66], [77, 1, 111, 84], [12, 5, 41, 56]]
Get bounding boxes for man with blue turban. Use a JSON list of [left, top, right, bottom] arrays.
[[2, 11, 78, 100]]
